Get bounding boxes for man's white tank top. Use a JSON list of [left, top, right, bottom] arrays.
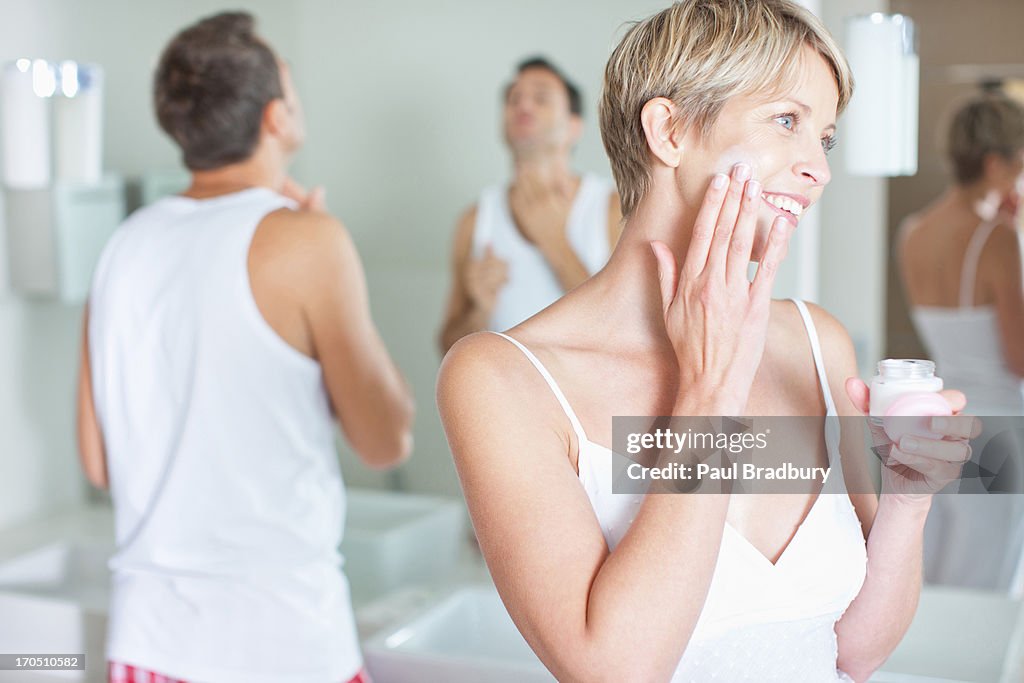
[[472, 174, 613, 331], [492, 299, 868, 681], [88, 187, 362, 683], [910, 218, 1024, 416]]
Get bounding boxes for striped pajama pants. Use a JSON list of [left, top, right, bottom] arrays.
[[107, 662, 373, 683]]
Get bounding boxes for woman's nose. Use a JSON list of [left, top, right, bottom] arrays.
[[794, 138, 832, 187]]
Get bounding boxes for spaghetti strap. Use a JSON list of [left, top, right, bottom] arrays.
[[790, 300, 847, 488], [790, 299, 838, 417], [489, 332, 590, 445], [960, 219, 1000, 308]]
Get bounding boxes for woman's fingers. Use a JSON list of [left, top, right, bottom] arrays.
[[889, 446, 967, 485], [681, 173, 729, 278], [749, 216, 792, 302], [650, 241, 679, 316], [929, 415, 983, 440], [725, 178, 761, 284], [938, 389, 967, 415], [897, 435, 972, 463], [704, 164, 750, 280]]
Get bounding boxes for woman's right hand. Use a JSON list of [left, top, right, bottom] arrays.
[[650, 163, 794, 415]]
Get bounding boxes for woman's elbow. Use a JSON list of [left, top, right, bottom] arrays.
[[541, 636, 675, 683], [551, 656, 667, 683], [836, 659, 883, 683]]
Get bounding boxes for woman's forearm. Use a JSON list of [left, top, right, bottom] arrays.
[[835, 495, 932, 681], [578, 490, 731, 681]]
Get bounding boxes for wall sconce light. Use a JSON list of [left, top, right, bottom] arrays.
[[843, 13, 919, 177]]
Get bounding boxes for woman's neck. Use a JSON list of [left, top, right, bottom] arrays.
[[945, 182, 1003, 222], [586, 188, 701, 351]]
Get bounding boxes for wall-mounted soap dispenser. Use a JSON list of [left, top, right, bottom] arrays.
[[1, 59, 125, 303], [5, 175, 124, 301]]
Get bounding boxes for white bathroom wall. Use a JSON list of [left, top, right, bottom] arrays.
[[819, 0, 891, 377], [289, 0, 670, 496]]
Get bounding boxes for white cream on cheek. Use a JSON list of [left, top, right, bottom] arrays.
[[711, 145, 762, 179]]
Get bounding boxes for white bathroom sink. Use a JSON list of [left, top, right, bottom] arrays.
[[342, 489, 466, 605], [877, 586, 1023, 683], [362, 585, 554, 683], [0, 539, 113, 610], [364, 583, 1024, 683], [0, 540, 113, 683]]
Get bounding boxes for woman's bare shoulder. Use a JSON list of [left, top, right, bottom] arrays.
[[980, 220, 1023, 284], [437, 329, 574, 436], [768, 300, 857, 375], [437, 331, 523, 402]]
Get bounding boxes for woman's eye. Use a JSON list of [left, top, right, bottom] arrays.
[[821, 136, 837, 155], [775, 115, 795, 129]]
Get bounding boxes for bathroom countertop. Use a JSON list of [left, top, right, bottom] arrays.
[[0, 503, 114, 562], [0, 500, 494, 638]]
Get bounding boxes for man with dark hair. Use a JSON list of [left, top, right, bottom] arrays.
[[438, 56, 622, 353], [77, 12, 411, 683]]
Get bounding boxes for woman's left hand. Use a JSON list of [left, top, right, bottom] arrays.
[[845, 379, 981, 501]]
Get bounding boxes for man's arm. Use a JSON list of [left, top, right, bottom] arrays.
[[76, 305, 108, 489], [438, 206, 498, 355], [259, 208, 414, 469]]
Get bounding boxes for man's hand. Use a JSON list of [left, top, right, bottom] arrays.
[[508, 171, 574, 252], [281, 177, 327, 212], [464, 245, 508, 313]]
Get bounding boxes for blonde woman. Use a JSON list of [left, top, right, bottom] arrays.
[[438, 1, 972, 681], [901, 92, 1024, 416], [899, 93, 1024, 594]]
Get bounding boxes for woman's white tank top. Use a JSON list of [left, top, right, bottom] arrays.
[[910, 219, 1024, 416], [492, 299, 867, 681], [909, 220, 1024, 595], [472, 174, 613, 331], [88, 188, 362, 683]]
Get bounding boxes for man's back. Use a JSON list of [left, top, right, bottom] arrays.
[[88, 187, 362, 683]]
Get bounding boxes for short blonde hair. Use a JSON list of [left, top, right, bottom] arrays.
[[947, 92, 1024, 185], [600, 0, 854, 216]]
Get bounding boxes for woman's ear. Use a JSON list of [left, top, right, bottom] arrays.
[[640, 97, 683, 168]]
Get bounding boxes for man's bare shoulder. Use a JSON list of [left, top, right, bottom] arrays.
[[251, 208, 355, 272]]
